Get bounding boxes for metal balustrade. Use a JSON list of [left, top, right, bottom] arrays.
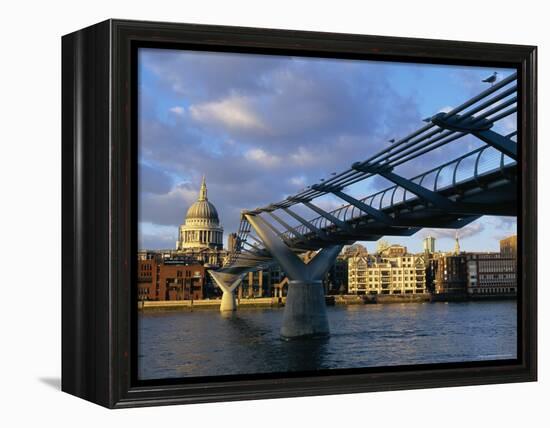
[[279, 145, 517, 241]]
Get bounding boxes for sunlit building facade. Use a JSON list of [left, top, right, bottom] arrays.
[[348, 251, 427, 295], [423, 236, 436, 254], [500, 235, 517, 259]]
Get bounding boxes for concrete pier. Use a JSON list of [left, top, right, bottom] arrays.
[[219, 287, 238, 311], [281, 280, 329, 339], [245, 213, 342, 339], [209, 271, 243, 312]]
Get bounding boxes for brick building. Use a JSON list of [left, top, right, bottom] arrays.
[[432, 254, 468, 295], [325, 257, 349, 294], [137, 257, 206, 301]]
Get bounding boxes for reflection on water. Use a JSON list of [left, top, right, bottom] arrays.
[[138, 301, 517, 380]]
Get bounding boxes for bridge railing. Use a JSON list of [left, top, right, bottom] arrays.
[[282, 144, 517, 239]]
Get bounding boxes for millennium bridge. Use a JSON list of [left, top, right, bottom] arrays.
[[209, 72, 518, 339]]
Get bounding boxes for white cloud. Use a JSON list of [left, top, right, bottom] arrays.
[[290, 146, 316, 166], [189, 95, 267, 132], [485, 216, 517, 233], [289, 176, 306, 187], [169, 106, 185, 116], [139, 184, 199, 227], [138, 222, 178, 249], [438, 105, 453, 114], [498, 113, 517, 135], [244, 148, 281, 167]]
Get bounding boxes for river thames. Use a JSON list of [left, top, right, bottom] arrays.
[[138, 301, 517, 380]]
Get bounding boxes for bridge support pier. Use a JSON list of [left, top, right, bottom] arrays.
[[281, 279, 329, 339], [245, 214, 342, 339], [209, 271, 243, 312]]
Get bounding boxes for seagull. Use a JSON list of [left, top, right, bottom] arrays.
[[388, 138, 396, 144], [482, 72, 498, 87]]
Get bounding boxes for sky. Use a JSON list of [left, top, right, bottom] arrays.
[[138, 48, 517, 254]]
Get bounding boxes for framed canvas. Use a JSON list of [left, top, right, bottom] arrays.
[[61, 19, 537, 408]]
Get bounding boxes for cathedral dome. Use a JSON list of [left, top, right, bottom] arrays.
[[186, 200, 219, 223], [177, 176, 224, 254], [184, 176, 219, 224]]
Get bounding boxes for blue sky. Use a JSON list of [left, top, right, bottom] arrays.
[[138, 48, 517, 254]]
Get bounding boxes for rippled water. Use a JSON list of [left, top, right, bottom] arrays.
[[138, 301, 517, 380]]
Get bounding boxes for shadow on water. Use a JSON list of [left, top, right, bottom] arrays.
[[280, 335, 329, 372], [221, 311, 273, 338], [220, 310, 330, 373]]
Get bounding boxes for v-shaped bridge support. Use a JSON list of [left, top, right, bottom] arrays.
[[209, 271, 244, 312], [246, 214, 342, 339]]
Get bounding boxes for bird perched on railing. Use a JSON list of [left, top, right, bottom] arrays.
[[482, 72, 498, 87]]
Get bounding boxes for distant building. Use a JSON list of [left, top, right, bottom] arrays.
[[427, 232, 469, 296], [432, 254, 468, 295], [137, 256, 206, 301], [423, 236, 436, 254], [424, 255, 438, 294], [453, 231, 461, 255], [138, 250, 156, 261], [375, 239, 390, 254], [297, 249, 350, 294], [239, 265, 286, 298], [343, 243, 369, 258], [466, 252, 517, 296], [325, 255, 349, 294], [240, 270, 269, 298], [138, 249, 190, 261], [348, 251, 426, 295], [380, 244, 407, 257], [500, 235, 517, 258]]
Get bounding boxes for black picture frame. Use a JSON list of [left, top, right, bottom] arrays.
[[61, 19, 537, 408]]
